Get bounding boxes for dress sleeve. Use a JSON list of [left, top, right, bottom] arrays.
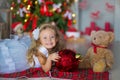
[[38, 46, 49, 57]]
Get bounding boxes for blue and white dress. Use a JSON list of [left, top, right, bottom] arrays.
[[30, 46, 49, 68], [0, 35, 31, 74]]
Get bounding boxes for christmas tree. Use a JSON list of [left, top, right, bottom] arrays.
[[9, 0, 75, 32]]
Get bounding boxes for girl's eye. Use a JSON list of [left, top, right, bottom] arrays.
[[51, 35, 55, 38], [43, 37, 47, 39]]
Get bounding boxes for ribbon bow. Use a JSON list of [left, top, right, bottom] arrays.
[[32, 28, 40, 40], [91, 43, 107, 54]]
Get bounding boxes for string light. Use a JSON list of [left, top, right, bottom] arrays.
[[10, 7, 13, 10], [23, 0, 27, 3], [27, 5, 31, 10], [24, 19, 27, 22], [74, 0, 78, 2], [26, 13, 30, 18], [35, 1, 38, 5], [72, 13, 76, 18]]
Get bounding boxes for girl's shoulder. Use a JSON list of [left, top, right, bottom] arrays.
[[38, 46, 49, 57]]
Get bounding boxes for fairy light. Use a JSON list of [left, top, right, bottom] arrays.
[[72, 13, 76, 18], [10, 7, 13, 10], [24, 19, 27, 22], [27, 5, 31, 10], [35, 1, 38, 5], [26, 14, 29, 18], [74, 0, 78, 2], [23, 0, 27, 3], [16, 11, 19, 15]]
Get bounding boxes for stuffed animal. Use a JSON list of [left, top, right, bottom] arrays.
[[80, 30, 114, 72], [55, 49, 79, 72], [11, 22, 23, 37]]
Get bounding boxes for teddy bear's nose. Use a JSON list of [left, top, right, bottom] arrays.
[[94, 37, 96, 40]]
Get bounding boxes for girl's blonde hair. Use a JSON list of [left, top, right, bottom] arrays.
[[27, 22, 66, 66]]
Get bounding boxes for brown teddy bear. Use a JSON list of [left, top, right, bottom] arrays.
[[79, 30, 114, 72]]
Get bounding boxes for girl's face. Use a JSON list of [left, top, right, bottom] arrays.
[[39, 28, 57, 50]]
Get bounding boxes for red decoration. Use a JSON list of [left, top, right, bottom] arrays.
[[84, 22, 102, 35], [85, 27, 91, 35], [90, 10, 100, 20], [23, 15, 38, 31], [19, 3, 24, 8], [55, 49, 79, 72], [67, 19, 72, 28], [104, 22, 114, 32], [40, 1, 53, 17], [79, 0, 88, 10], [91, 43, 107, 54], [23, 19, 30, 31], [105, 2, 115, 12], [11, 2, 15, 7], [32, 16, 38, 30]]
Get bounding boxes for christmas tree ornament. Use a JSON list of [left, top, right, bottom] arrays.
[[55, 49, 79, 72]]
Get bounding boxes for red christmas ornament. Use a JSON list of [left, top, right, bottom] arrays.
[[19, 3, 24, 8], [55, 49, 79, 72], [32, 16, 38, 30], [11, 2, 15, 7]]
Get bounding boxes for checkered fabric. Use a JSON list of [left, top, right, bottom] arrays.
[[51, 67, 109, 80], [0, 67, 109, 80], [0, 68, 49, 78]]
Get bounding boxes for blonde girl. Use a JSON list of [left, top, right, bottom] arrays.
[[27, 23, 66, 72]]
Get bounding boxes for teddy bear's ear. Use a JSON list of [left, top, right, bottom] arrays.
[[108, 32, 114, 43], [90, 31, 96, 37]]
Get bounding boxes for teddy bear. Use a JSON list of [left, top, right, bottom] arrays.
[[79, 30, 114, 72], [11, 22, 24, 39]]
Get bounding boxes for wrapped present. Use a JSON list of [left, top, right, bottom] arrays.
[[65, 27, 80, 38]]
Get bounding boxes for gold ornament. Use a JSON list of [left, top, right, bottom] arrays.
[[73, 19, 76, 24]]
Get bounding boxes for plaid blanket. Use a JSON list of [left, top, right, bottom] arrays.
[[51, 67, 109, 80], [0, 68, 49, 78], [0, 67, 109, 80]]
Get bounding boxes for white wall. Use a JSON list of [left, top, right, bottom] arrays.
[[79, 0, 115, 31], [114, 0, 120, 41]]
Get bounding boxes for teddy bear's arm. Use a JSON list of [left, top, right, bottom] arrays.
[[83, 48, 92, 60], [105, 50, 114, 69], [78, 48, 92, 69]]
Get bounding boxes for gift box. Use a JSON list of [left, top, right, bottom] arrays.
[[0, 9, 12, 39]]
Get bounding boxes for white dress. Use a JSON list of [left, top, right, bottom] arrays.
[[30, 46, 49, 68]]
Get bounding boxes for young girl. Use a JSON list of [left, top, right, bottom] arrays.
[[27, 23, 66, 72]]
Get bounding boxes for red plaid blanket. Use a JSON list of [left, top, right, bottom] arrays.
[[51, 67, 109, 80], [0, 67, 109, 80]]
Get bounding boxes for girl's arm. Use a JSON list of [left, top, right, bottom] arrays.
[[37, 52, 60, 72]]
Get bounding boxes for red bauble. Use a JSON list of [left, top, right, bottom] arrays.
[[55, 49, 79, 72]]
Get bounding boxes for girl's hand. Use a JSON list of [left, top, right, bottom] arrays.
[[48, 52, 61, 62]]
